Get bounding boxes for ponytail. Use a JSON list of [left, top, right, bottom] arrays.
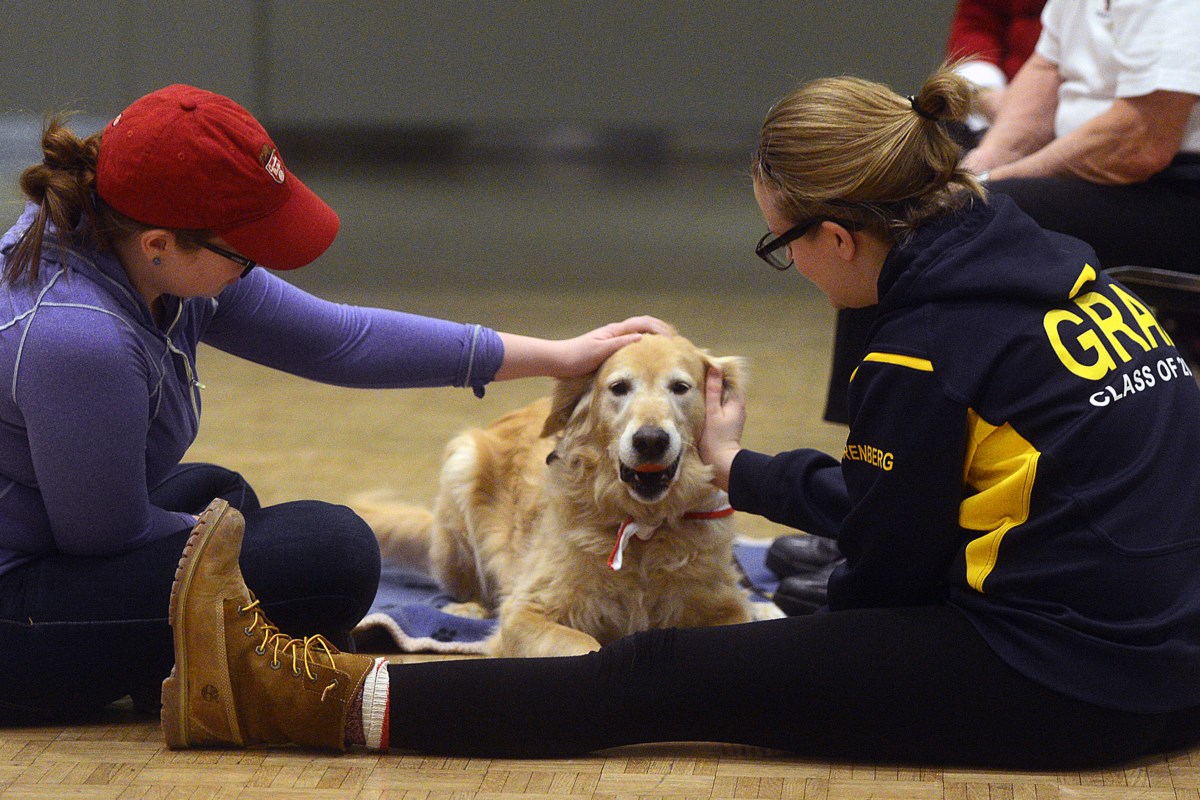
[[4, 115, 105, 284], [752, 62, 987, 241]]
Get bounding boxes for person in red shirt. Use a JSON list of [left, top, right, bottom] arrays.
[[947, 0, 1046, 133]]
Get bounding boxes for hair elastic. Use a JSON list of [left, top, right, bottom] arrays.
[[908, 95, 939, 122]]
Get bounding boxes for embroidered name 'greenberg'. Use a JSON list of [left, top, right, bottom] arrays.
[[842, 443, 893, 470]]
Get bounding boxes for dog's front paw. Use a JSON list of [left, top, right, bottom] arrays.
[[489, 631, 602, 658], [551, 636, 603, 657], [488, 607, 603, 657], [440, 600, 492, 619], [752, 601, 787, 621]]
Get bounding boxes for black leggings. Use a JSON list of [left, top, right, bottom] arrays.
[[387, 606, 1200, 769]]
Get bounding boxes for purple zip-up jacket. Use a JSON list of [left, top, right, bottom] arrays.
[[0, 203, 503, 575]]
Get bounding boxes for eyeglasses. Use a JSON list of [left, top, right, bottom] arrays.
[[754, 218, 822, 271], [198, 242, 257, 278], [754, 217, 862, 271]]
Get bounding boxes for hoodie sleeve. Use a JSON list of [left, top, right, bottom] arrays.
[[201, 270, 504, 393], [827, 353, 970, 609], [727, 356, 969, 611], [727, 448, 849, 537]]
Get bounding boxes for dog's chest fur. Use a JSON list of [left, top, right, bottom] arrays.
[[511, 501, 742, 643]]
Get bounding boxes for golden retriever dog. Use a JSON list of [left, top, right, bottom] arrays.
[[354, 333, 763, 657]]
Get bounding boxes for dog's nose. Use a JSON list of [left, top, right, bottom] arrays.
[[632, 426, 671, 461]]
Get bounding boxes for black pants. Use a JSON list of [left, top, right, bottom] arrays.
[[386, 606, 1200, 769], [0, 464, 379, 719], [824, 172, 1200, 423]]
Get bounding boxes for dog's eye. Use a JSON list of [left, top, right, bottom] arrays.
[[609, 380, 631, 396], [670, 380, 692, 395]]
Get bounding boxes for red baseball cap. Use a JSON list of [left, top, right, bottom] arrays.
[[95, 84, 338, 271]]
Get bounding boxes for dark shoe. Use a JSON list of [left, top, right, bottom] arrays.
[[129, 685, 162, 715], [772, 561, 841, 616], [765, 534, 843, 579]]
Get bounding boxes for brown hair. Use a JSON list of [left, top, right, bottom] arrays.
[[4, 115, 210, 285], [752, 63, 985, 241]]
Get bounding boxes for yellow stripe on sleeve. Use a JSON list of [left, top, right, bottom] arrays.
[[849, 352, 934, 383]]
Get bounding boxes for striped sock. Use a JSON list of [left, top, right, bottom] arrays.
[[362, 657, 391, 751]]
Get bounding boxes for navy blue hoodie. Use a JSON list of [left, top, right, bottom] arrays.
[[730, 193, 1200, 713]]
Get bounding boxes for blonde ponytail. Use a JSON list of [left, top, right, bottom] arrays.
[[753, 62, 986, 241]]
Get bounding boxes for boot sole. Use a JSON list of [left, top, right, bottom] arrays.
[[160, 498, 232, 749]]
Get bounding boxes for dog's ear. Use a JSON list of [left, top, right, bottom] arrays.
[[704, 354, 747, 403], [542, 374, 594, 437]]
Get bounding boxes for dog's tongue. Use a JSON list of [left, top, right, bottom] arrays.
[[620, 459, 679, 501]]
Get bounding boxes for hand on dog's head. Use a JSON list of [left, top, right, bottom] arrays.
[[542, 333, 745, 437]]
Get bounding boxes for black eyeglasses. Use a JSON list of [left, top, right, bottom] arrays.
[[755, 218, 823, 271], [198, 242, 257, 279], [754, 217, 862, 271]]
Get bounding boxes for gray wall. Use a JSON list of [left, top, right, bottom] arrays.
[[1, 1, 956, 153]]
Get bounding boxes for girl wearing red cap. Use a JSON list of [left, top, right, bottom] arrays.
[[0, 84, 668, 720]]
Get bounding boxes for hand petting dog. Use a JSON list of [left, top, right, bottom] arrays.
[[494, 316, 675, 380], [699, 365, 746, 492]]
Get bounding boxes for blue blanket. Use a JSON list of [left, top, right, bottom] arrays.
[[352, 539, 782, 654]]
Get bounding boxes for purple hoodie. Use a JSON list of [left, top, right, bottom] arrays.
[[0, 203, 503, 574]]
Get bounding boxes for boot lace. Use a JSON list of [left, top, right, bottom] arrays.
[[239, 594, 342, 700]]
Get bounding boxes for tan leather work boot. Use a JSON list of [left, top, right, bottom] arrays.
[[160, 498, 375, 751]]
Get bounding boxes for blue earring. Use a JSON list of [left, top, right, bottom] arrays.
[[152, 257, 162, 266]]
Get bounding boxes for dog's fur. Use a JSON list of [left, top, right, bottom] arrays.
[[353, 333, 758, 657]]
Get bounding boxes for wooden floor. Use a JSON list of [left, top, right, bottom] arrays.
[[4, 697, 1200, 799], [3, 285, 1199, 797]]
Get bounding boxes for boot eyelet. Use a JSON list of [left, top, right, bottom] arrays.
[[292, 668, 302, 677], [270, 660, 282, 670], [255, 645, 266, 655], [244, 626, 255, 636]]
